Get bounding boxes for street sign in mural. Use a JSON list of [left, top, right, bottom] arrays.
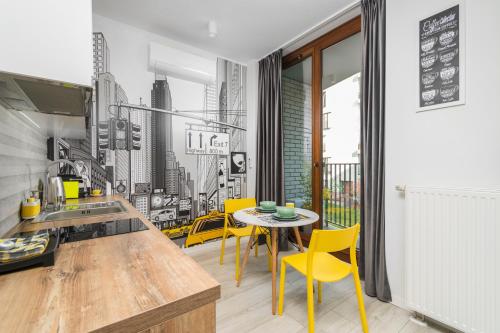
[[163, 194, 179, 207], [185, 129, 229, 155], [179, 198, 192, 215], [135, 182, 151, 194], [234, 178, 241, 198], [208, 191, 217, 212], [199, 193, 207, 216], [228, 179, 235, 198], [218, 158, 227, 211], [150, 193, 179, 210]]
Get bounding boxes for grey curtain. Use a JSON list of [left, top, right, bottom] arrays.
[[256, 49, 285, 206], [360, 0, 392, 302]]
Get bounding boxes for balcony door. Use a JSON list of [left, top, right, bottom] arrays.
[[283, 17, 361, 231], [322, 32, 362, 230], [282, 56, 313, 212]]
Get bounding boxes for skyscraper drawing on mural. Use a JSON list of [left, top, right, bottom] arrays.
[[46, 31, 248, 246], [151, 79, 173, 190]]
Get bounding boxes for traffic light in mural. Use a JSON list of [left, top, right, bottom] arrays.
[[101, 118, 141, 151], [98, 121, 109, 150], [129, 123, 141, 150], [114, 118, 128, 150]]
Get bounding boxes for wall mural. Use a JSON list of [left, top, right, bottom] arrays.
[[48, 32, 247, 247]]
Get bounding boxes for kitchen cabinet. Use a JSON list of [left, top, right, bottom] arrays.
[[0, 0, 93, 86]]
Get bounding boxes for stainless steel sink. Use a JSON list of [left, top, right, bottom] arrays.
[[33, 201, 127, 222]]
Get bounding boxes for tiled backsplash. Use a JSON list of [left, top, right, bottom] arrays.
[[0, 106, 47, 236]]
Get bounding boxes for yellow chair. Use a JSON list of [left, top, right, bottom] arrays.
[[278, 224, 368, 333], [219, 198, 271, 279]]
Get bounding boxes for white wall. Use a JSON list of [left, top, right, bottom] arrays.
[[385, 0, 500, 306], [0, 0, 92, 86]]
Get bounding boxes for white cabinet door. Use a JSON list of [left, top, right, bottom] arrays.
[[0, 0, 93, 86]]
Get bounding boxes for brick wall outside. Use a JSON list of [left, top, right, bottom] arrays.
[[282, 76, 312, 204]]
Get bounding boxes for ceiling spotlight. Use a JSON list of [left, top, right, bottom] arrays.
[[208, 20, 217, 38]]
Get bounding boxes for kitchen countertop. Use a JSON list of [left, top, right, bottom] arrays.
[[0, 195, 220, 332]]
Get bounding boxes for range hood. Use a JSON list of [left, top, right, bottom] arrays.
[[0, 70, 92, 116]]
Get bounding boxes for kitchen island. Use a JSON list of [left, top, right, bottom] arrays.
[[0, 195, 220, 332]]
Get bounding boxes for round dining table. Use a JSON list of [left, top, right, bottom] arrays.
[[233, 207, 319, 315]]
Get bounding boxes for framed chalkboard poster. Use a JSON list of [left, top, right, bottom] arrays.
[[418, 3, 465, 112]]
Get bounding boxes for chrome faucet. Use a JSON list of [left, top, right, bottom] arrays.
[[42, 159, 81, 211]]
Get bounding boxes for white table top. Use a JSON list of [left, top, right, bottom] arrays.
[[233, 207, 319, 228]]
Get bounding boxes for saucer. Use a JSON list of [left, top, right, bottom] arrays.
[[271, 213, 299, 221], [256, 206, 277, 213]]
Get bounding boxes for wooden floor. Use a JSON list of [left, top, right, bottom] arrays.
[[184, 238, 451, 333]]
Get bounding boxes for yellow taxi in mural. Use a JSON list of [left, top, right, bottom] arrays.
[[161, 225, 191, 239], [184, 211, 235, 248]]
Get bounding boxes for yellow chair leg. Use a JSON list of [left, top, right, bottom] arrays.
[[278, 261, 287, 315], [307, 277, 315, 333], [317, 281, 322, 304], [266, 234, 272, 272], [235, 236, 241, 280], [353, 271, 369, 333], [254, 236, 258, 257], [220, 231, 226, 265]]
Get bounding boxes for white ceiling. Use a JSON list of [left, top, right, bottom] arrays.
[[92, 0, 357, 63]]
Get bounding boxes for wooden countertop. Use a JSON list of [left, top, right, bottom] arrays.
[[0, 195, 220, 332]]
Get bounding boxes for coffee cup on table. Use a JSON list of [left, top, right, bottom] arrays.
[[260, 201, 276, 210], [276, 206, 295, 218]]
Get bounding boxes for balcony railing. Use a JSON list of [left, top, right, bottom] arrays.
[[323, 162, 361, 228]]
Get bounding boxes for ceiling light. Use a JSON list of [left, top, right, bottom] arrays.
[[208, 20, 217, 38]]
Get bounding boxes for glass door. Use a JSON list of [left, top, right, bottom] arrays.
[[282, 17, 361, 234], [282, 57, 313, 211], [321, 33, 362, 230]]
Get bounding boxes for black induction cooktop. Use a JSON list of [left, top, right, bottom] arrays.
[[59, 218, 149, 244]]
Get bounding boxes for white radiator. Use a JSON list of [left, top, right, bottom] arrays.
[[404, 187, 500, 333]]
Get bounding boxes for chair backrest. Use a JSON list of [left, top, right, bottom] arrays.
[[223, 198, 257, 230], [307, 224, 360, 268], [224, 198, 256, 214]]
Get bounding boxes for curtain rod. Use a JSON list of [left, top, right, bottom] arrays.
[[277, 1, 361, 52]]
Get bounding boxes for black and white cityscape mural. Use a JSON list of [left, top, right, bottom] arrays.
[[48, 32, 247, 246]]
